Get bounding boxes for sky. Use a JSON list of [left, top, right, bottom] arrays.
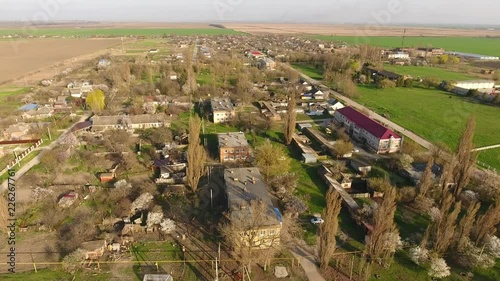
[[1, 0, 498, 26]]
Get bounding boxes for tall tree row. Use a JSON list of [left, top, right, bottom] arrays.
[[365, 185, 399, 266], [283, 91, 296, 145], [319, 189, 342, 270], [452, 116, 477, 197], [186, 115, 206, 192]]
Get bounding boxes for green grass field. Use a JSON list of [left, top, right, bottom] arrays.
[[312, 36, 500, 57], [291, 63, 324, 80], [0, 28, 244, 37], [383, 64, 478, 80], [356, 85, 500, 170]]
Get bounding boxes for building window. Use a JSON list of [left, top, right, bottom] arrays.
[[223, 156, 228, 160]]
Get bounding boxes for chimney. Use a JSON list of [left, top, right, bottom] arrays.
[[233, 177, 238, 182]]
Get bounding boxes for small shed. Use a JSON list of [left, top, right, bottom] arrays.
[[99, 172, 115, 183], [302, 153, 317, 164], [297, 123, 313, 131], [350, 159, 372, 174]]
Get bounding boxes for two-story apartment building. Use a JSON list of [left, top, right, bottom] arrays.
[[210, 98, 235, 124], [334, 107, 401, 154], [224, 167, 282, 249], [218, 132, 251, 163]]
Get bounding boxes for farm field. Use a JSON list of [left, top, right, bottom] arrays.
[[355, 85, 500, 170], [382, 64, 479, 80], [0, 28, 243, 37], [0, 38, 121, 84], [312, 35, 500, 57]]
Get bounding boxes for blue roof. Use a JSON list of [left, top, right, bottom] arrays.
[[18, 103, 38, 111], [273, 208, 283, 223]]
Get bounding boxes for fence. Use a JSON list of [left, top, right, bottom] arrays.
[[6, 139, 43, 170], [477, 160, 498, 174]]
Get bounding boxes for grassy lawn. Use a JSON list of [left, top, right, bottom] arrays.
[[312, 36, 500, 57], [291, 63, 324, 80], [0, 86, 30, 110], [355, 85, 500, 170], [383, 64, 478, 80], [0, 28, 244, 37]]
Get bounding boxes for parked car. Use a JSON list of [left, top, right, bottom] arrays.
[[311, 217, 324, 224]]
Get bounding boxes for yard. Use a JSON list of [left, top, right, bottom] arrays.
[[312, 36, 500, 57], [355, 85, 500, 171], [291, 63, 324, 80]]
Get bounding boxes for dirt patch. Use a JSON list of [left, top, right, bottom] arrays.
[[0, 38, 122, 85], [0, 232, 60, 273]]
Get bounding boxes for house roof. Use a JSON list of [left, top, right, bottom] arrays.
[[218, 132, 249, 147], [224, 168, 281, 227], [211, 97, 234, 112], [336, 107, 400, 140], [18, 103, 39, 111]]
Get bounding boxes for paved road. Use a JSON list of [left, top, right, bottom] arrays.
[[291, 246, 326, 281], [1, 114, 90, 192]]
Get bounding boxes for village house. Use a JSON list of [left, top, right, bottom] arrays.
[[217, 132, 251, 163], [21, 106, 54, 120], [385, 51, 410, 60], [224, 167, 282, 249], [334, 107, 402, 154], [257, 58, 276, 70], [365, 67, 402, 81], [91, 114, 170, 132], [416, 47, 445, 58], [97, 59, 111, 69], [3, 123, 31, 140], [327, 99, 345, 115], [449, 80, 496, 95], [259, 101, 281, 121], [210, 97, 235, 124]]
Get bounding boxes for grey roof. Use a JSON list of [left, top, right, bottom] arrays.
[[211, 97, 234, 112], [218, 132, 249, 147], [224, 168, 281, 227]]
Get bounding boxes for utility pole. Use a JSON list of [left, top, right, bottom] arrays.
[[47, 127, 52, 141], [214, 257, 219, 281]]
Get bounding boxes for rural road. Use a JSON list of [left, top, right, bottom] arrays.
[[0, 114, 91, 193], [291, 246, 326, 281]]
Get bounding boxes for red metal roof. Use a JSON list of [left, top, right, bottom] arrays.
[[336, 107, 400, 140]]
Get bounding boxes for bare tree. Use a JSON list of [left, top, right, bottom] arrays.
[[472, 197, 500, 244], [220, 200, 279, 274], [365, 185, 399, 267], [186, 115, 206, 192], [319, 188, 342, 270], [452, 116, 477, 197], [283, 91, 296, 145], [333, 140, 354, 158]]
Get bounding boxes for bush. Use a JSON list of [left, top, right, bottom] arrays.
[[409, 246, 429, 265], [398, 187, 416, 203], [377, 79, 396, 89], [428, 257, 451, 278]]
